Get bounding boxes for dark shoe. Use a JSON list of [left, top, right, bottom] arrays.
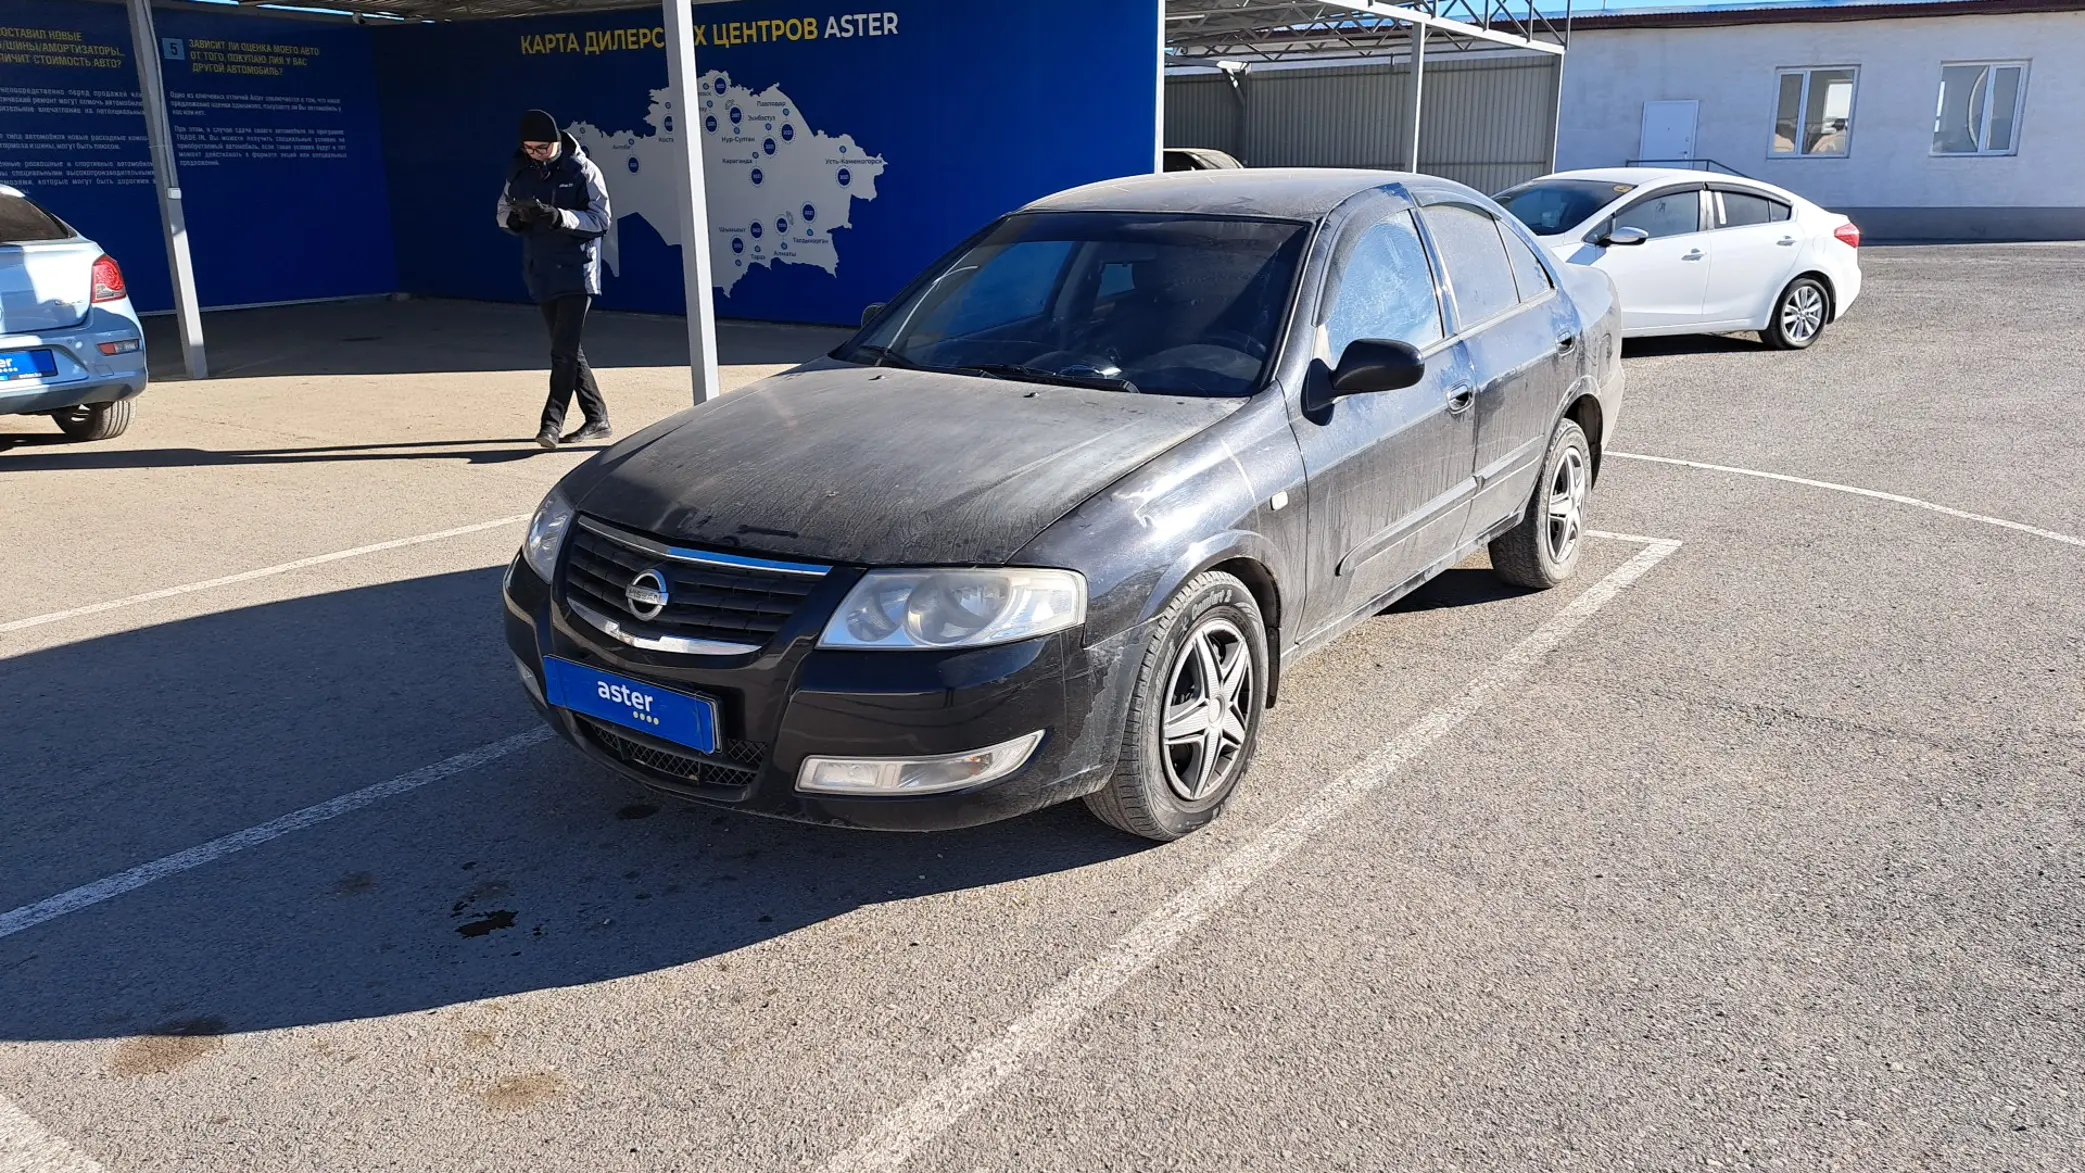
[[534, 426, 560, 450], [563, 420, 613, 444]]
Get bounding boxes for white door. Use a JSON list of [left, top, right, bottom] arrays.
[[1639, 100, 1699, 163], [1589, 187, 1711, 332], [1699, 189, 1804, 326]]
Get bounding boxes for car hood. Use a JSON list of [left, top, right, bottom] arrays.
[[574, 365, 1241, 566]]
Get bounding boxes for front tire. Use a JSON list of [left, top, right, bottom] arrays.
[[1490, 418, 1590, 590], [1085, 571, 1268, 842], [51, 400, 133, 441], [1763, 276, 1829, 350]]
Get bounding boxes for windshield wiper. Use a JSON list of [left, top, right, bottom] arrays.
[[842, 344, 927, 371], [965, 364, 1140, 395]]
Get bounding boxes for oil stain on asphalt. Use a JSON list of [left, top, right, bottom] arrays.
[[109, 1017, 229, 1076]]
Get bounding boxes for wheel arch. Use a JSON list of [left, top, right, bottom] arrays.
[[1562, 383, 1606, 484], [1134, 533, 1290, 708], [1791, 269, 1839, 321]]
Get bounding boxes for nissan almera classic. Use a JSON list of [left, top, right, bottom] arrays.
[[504, 169, 1624, 841]]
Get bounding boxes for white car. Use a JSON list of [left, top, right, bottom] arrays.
[[0, 184, 147, 440], [1495, 167, 1861, 350]]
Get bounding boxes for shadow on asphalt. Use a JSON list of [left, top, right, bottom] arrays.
[[0, 435, 590, 466], [0, 568, 1144, 1042], [1385, 566, 1534, 614], [1623, 333, 1767, 357], [136, 298, 850, 381]]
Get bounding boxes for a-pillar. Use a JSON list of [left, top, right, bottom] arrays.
[[660, 0, 721, 405]]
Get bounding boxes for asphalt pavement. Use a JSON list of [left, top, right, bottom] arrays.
[[1, 250, 2080, 1172]]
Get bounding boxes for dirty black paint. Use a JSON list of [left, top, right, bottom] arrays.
[[616, 803, 660, 821]]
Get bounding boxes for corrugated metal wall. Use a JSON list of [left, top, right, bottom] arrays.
[[1165, 54, 1562, 196]]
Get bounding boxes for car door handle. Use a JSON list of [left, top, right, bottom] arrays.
[[1556, 334, 1576, 354], [1777, 236, 1799, 246], [1445, 385, 1475, 415], [1681, 249, 1705, 261]]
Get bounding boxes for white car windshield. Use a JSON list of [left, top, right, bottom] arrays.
[[838, 211, 1312, 398]]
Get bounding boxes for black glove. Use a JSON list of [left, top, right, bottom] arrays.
[[517, 199, 558, 228], [505, 210, 530, 232]]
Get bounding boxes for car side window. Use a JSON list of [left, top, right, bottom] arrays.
[[1423, 203, 1521, 329], [1322, 211, 1444, 360], [1716, 191, 1786, 229], [1498, 222, 1553, 303], [1612, 190, 1704, 240]]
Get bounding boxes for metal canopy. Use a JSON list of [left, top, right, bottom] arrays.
[[1165, 0, 1568, 62]]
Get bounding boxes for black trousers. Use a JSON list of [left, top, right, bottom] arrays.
[[540, 294, 607, 432]]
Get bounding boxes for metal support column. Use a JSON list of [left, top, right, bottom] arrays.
[[661, 0, 721, 405], [125, 0, 206, 378], [1153, 0, 1166, 173], [1405, 22, 1426, 172]]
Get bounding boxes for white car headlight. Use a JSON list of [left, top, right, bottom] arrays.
[[819, 567, 1086, 650], [521, 487, 576, 581]]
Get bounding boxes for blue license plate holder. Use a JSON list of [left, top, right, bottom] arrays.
[[0, 350, 57, 381], [542, 657, 719, 754]]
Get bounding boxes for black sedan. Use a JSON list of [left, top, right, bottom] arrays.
[[503, 168, 1624, 841]]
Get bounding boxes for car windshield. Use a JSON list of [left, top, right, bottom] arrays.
[[836, 211, 1312, 398], [1494, 179, 1636, 237]]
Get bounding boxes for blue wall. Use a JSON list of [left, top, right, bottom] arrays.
[[0, 0, 1156, 325], [0, 0, 396, 313], [372, 0, 1159, 325]]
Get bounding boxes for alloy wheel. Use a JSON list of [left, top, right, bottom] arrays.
[[1546, 446, 1587, 566], [1781, 283, 1826, 344], [1159, 617, 1253, 802]]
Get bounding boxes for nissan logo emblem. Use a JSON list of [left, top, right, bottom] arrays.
[[625, 569, 670, 621]]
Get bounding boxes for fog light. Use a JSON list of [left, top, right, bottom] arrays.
[[97, 339, 140, 355], [796, 731, 1044, 796]]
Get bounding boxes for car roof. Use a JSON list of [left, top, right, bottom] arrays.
[[1022, 167, 1479, 220], [1535, 167, 1801, 202]]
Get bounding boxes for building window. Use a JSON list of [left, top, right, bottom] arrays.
[[1771, 67, 1857, 157], [1933, 62, 2028, 156]]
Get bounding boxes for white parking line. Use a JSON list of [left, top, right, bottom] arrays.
[[819, 536, 1682, 1172], [1610, 451, 2085, 550], [0, 1094, 102, 1173], [0, 729, 552, 942], [0, 514, 530, 636]]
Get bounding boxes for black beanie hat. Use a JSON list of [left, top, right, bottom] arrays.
[[519, 109, 558, 144]]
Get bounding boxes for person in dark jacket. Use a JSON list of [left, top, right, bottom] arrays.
[[499, 109, 613, 449]]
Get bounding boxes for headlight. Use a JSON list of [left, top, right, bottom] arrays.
[[818, 567, 1086, 650], [521, 487, 575, 581]]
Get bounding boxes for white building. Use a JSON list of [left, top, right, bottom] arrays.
[[1557, 0, 2085, 239]]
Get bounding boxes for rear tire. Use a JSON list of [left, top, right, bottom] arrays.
[[1489, 418, 1590, 590], [1085, 571, 1267, 842], [51, 400, 132, 441], [1763, 276, 1829, 350]]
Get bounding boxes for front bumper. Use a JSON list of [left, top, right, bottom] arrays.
[[503, 555, 1143, 831]]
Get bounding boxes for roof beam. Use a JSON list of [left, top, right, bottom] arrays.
[[1317, 0, 1564, 54]]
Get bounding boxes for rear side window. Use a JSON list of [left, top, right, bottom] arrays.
[[0, 194, 71, 243], [1423, 203, 1520, 328], [1717, 191, 1790, 229], [1499, 224, 1553, 303], [1613, 190, 1703, 239], [1322, 211, 1443, 358]]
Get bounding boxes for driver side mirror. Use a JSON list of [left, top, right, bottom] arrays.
[[1595, 226, 1650, 248], [1330, 339, 1427, 396], [860, 302, 886, 327]]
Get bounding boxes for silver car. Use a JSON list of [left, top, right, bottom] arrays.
[[0, 185, 147, 441]]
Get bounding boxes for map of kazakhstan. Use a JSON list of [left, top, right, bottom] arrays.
[[566, 71, 886, 297]]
